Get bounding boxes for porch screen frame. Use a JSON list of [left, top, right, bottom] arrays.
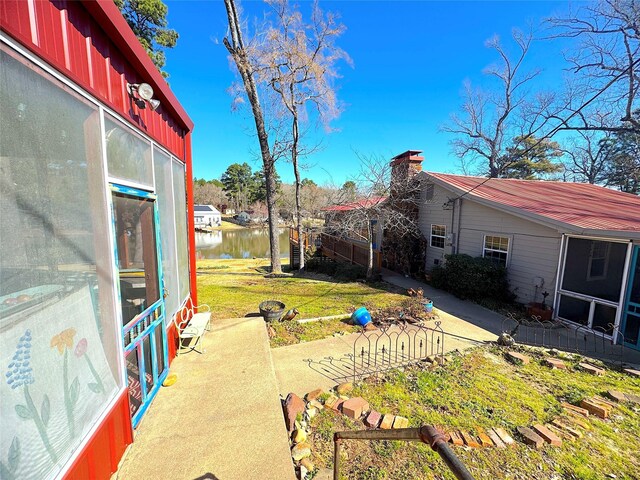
[[554, 234, 633, 343]]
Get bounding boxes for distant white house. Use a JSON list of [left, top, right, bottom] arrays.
[[194, 205, 221, 227], [236, 211, 251, 224]]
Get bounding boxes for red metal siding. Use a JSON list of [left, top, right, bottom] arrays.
[[0, 2, 32, 45], [167, 321, 179, 364], [0, 0, 190, 159], [1, 2, 196, 477], [63, 390, 133, 480]]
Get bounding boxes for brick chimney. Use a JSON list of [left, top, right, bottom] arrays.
[[390, 150, 424, 187]]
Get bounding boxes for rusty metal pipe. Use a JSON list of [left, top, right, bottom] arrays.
[[420, 426, 475, 480], [333, 436, 341, 480]]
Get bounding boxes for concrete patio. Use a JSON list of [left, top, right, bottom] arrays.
[[113, 316, 296, 480]]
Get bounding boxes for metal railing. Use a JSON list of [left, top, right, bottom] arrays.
[[501, 313, 627, 365], [333, 426, 475, 480], [352, 321, 445, 381]]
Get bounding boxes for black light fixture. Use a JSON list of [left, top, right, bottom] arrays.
[[127, 82, 161, 111]]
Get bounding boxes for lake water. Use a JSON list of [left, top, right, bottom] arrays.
[[195, 228, 290, 259]]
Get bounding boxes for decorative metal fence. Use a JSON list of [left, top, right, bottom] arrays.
[[501, 313, 627, 365], [351, 321, 445, 381], [302, 322, 446, 384]]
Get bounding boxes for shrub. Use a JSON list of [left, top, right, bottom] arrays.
[[304, 255, 367, 281], [430, 254, 513, 302]]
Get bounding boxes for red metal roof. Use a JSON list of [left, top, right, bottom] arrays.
[[324, 196, 388, 212], [427, 173, 640, 233]]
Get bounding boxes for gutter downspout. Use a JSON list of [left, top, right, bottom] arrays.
[[450, 198, 455, 254], [456, 198, 462, 254]]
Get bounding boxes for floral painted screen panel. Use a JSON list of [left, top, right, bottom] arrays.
[[105, 113, 154, 189], [0, 46, 121, 479], [172, 159, 190, 302]]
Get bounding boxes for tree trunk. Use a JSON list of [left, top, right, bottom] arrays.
[[292, 111, 304, 270], [223, 0, 281, 273], [366, 221, 374, 280]]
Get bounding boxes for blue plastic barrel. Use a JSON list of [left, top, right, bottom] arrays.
[[352, 307, 372, 327], [423, 301, 433, 313]]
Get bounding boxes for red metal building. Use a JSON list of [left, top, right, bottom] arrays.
[[0, 1, 196, 478]]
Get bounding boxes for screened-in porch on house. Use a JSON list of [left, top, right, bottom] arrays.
[[555, 236, 634, 342]]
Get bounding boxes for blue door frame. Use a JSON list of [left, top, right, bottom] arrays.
[[110, 184, 169, 427], [620, 245, 640, 351]]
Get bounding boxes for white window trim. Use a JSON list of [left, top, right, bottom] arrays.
[[482, 234, 510, 266], [430, 224, 446, 249]]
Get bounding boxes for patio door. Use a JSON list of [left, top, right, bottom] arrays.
[[621, 246, 640, 350], [111, 185, 169, 427]]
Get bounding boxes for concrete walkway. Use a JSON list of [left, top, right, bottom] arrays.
[[115, 317, 296, 480], [381, 270, 640, 366], [381, 270, 507, 337], [271, 312, 496, 396]]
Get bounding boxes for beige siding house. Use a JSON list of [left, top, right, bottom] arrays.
[[323, 150, 640, 351], [411, 167, 640, 351], [419, 182, 562, 305]]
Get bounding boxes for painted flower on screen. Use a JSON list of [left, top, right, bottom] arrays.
[[5, 330, 34, 389], [50, 328, 77, 354], [74, 338, 88, 357]]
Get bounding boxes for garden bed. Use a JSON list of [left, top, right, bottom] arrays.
[[307, 346, 640, 479]]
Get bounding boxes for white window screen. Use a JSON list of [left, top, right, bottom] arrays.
[[172, 159, 190, 302], [153, 148, 180, 318], [105, 114, 153, 188], [0, 46, 120, 480]]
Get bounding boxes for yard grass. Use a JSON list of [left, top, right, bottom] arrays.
[[309, 347, 640, 480], [196, 259, 408, 346]]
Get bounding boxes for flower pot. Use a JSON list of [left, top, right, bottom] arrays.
[[351, 307, 372, 327], [259, 300, 285, 323], [527, 302, 553, 322], [422, 300, 433, 313]]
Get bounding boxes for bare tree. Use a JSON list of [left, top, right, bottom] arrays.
[[443, 30, 543, 177], [548, 0, 639, 133], [260, 0, 350, 270], [325, 154, 424, 279], [563, 131, 615, 184], [193, 182, 227, 206], [223, 0, 282, 273]]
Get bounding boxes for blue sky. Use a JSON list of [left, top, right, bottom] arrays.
[[164, 1, 572, 185]]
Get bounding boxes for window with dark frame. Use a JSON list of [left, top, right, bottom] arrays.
[[430, 224, 446, 248], [483, 235, 509, 266]]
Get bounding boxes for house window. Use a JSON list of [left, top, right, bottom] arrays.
[[483, 235, 509, 266], [587, 241, 610, 280], [430, 225, 446, 249]]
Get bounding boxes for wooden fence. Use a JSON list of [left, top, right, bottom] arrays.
[[319, 233, 382, 271]]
